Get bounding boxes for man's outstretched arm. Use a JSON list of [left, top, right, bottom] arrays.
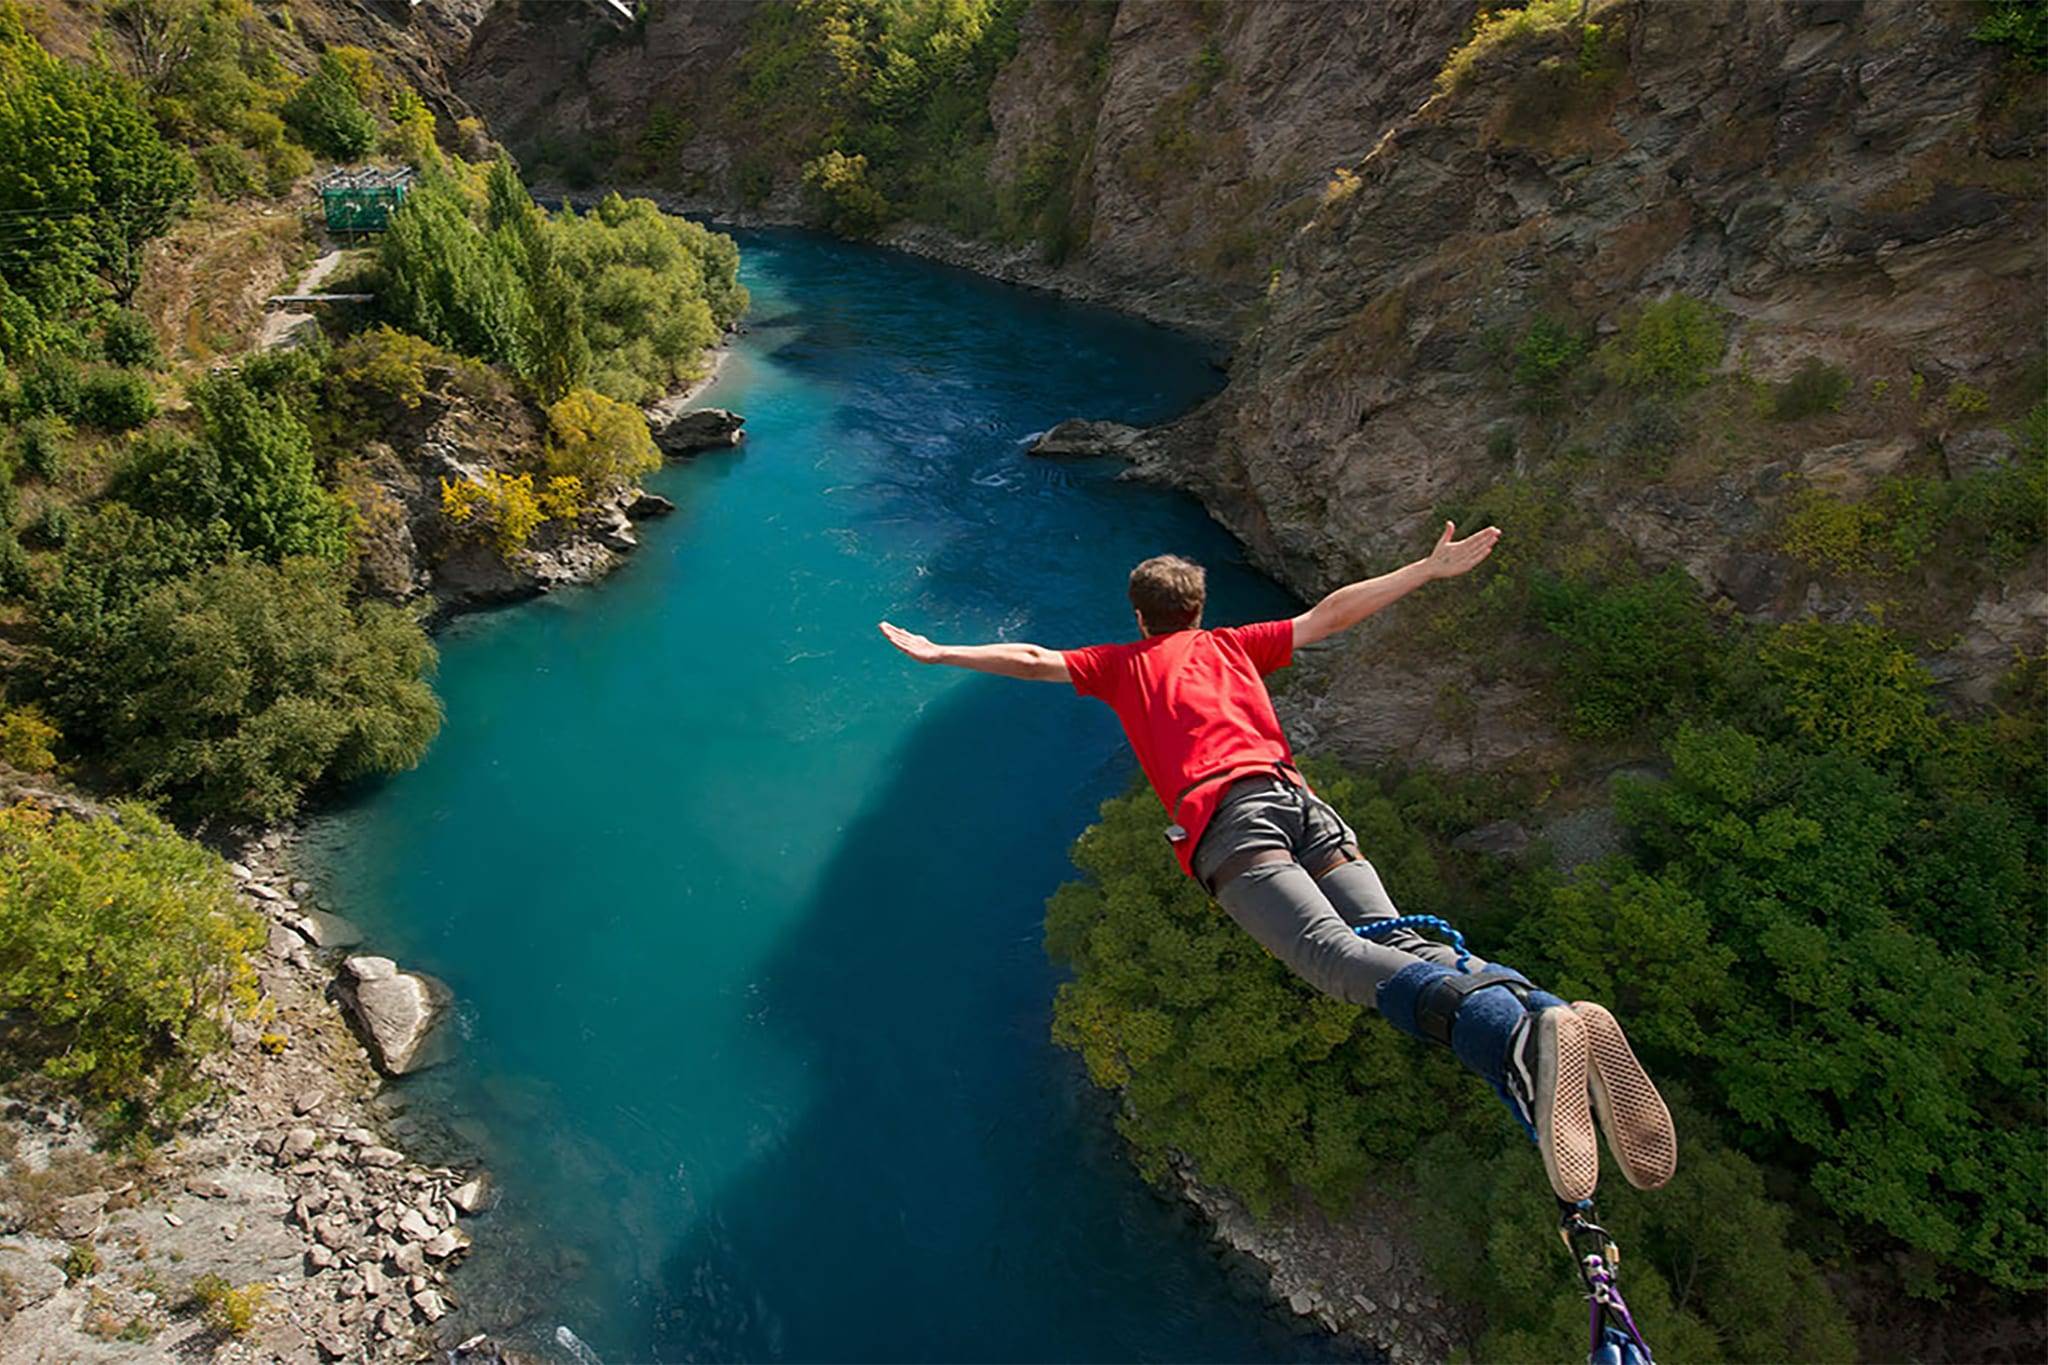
[[878, 621, 1071, 683], [1291, 520, 1501, 648]]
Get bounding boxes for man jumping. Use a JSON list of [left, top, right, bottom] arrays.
[[878, 522, 1677, 1203]]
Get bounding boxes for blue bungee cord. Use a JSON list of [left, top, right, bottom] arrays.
[[1356, 914, 1473, 973]]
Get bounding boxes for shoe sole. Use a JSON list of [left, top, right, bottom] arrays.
[[1535, 1007, 1599, 1204], [1574, 1001, 1678, 1190]]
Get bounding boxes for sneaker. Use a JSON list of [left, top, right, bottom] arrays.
[[1503, 1004, 1599, 1203], [1573, 1001, 1678, 1190]]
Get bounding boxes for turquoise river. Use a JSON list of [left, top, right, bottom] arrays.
[[302, 228, 1352, 1363]]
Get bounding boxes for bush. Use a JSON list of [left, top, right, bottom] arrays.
[[1769, 358, 1850, 420], [542, 387, 659, 496], [550, 192, 744, 403], [0, 803, 262, 1124], [1603, 295, 1723, 392], [181, 368, 349, 562], [801, 150, 893, 236], [1530, 568, 1719, 737], [77, 369, 156, 431], [1511, 314, 1587, 408], [16, 415, 68, 480], [439, 469, 567, 558], [37, 556, 442, 824], [279, 51, 376, 161], [23, 500, 73, 549], [193, 142, 260, 199], [0, 702, 58, 770], [100, 310, 161, 368], [188, 1273, 265, 1336], [19, 356, 83, 418], [1974, 0, 2048, 69]]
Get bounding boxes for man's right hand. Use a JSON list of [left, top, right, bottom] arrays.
[[878, 621, 945, 663]]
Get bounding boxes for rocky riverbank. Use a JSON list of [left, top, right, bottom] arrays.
[[0, 808, 499, 1364], [0, 347, 746, 1360], [1176, 1163, 1473, 1364]]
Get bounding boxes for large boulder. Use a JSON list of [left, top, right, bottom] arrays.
[[651, 407, 745, 456], [1028, 419, 1143, 459], [336, 956, 454, 1076]]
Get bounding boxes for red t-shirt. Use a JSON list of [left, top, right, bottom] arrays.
[[1064, 620, 1296, 876]]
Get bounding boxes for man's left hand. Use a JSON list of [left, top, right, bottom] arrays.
[[1424, 521, 1501, 580]]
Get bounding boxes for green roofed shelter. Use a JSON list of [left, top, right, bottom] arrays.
[[317, 166, 414, 236]]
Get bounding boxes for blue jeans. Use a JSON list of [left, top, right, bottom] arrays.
[[1191, 775, 1482, 1006]]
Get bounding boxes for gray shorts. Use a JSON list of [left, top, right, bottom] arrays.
[[1190, 775, 1480, 1006]]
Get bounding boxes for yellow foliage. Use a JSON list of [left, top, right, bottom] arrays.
[[324, 46, 384, 104], [0, 705, 60, 772], [539, 474, 585, 520], [440, 471, 548, 558], [1780, 488, 1881, 574], [191, 1275, 265, 1336], [1321, 166, 1361, 206], [1438, 0, 1602, 93], [544, 388, 660, 494]]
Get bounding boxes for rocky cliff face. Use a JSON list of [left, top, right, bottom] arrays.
[[452, 0, 1481, 333], [453, 0, 2038, 773], [1130, 0, 2045, 771]]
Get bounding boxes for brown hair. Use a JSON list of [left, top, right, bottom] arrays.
[[1128, 554, 1206, 634]]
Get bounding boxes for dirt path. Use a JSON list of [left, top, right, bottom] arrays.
[[256, 248, 346, 351]]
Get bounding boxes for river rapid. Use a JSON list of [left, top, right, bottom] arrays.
[[303, 227, 1357, 1363]]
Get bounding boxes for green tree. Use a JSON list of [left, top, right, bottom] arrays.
[[0, 7, 193, 324], [0, 801, 263, 1124], [377, 175, 529, 368], [279, 49, 376, 161], [183, 367, 348, 561], [80, 61, 195, 301], [49, 556, 442, 824]]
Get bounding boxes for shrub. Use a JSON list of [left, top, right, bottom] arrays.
[[1753, 619, 1937, 761], [1531, 568, 1719, 737], [543, 387, 659, 495], [77, 369, 156, 431], [440, 470, 550, 558], [1973, 0, 2048, 69], [19, 356, 83, 418], [1945, 380, 1991, 415], [100, 310, 161, 368], [16, 415, 68, 480], [1602, 295, 1723, 392], [262, 140, 312, 197], [0, 803, 262, 1123], [1769, 358, 1850, 420], [1606, 396, 1684, 469], [188, 1273, 265, 1336], [801, 150, 893, 236], [62, 1241, 99, 1282], [193, 142, 260, 199], [182, 368, 349, 562], [326, 324, 446, 415], [549, 193, 742, 403], [1510, 314, 1587, 411], [279, 51, 376, 161], [37, 556, 442, 824], [0, 703, 59, 770], [1780, 486, 1882, 573], [23, 500, 73, 549]]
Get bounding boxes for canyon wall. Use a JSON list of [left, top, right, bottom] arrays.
[[447, 0, 2045, 770]]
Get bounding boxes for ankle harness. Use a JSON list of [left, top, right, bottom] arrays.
[[1413, 970, 1533, 1047]]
